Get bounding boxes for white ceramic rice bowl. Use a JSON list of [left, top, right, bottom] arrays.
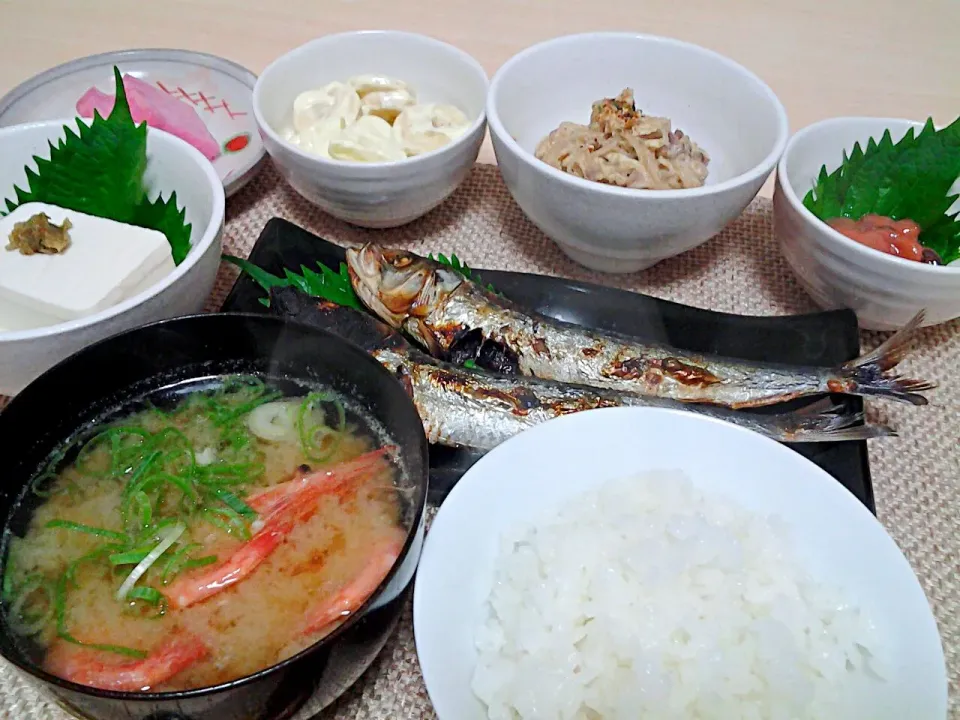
[[0, 119, 225, 396], [413, 407, 946, 719]]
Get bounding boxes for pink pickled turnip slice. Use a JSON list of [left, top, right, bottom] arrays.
[[76, 74, 221, 161]]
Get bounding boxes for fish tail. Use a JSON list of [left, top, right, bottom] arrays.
[[836, 310, 935, 406], [769, 401, 896, 442]]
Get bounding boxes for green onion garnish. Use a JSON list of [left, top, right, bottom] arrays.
[[45, 520, 127, 542]]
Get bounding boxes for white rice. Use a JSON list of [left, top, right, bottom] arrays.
[[471, 470, 885, 719]]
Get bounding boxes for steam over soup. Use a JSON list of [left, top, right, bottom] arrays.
[[1, 376, 405, 693]]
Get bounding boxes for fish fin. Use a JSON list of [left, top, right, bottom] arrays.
[[793, 397, 842, 416], [773, 403, 896, 442], [837, 310, 935, 405]]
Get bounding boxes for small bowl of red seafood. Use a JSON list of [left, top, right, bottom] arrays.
[[0, 312, 429, 720], [774, 116, 960, 330]]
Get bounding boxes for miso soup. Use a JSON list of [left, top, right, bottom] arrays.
[[1, 376, 406, 692]]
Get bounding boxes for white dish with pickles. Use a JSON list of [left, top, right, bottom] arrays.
[[253, 31, 489, 228]]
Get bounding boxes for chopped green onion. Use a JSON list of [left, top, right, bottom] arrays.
[[126, 586, 164, 605], [54, 574, 147, 659], [108, 548, 151, 566], [2, 554, 17, 602], [181, 555, 218, 571], [45, 520, 127, 542], [7, 575, 54, 636], [65, 546, 119, 586], [202, 507, 250, 540], [160, 543, 197, 585], [130, 491, 153, 529], [122, 450, 161, 495], [116, 522, 185, 601], [214, 488, 256, 518], [297, 392, 345, 462]]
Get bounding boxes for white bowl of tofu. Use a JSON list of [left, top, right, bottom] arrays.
[[0, 119, 225, 396]]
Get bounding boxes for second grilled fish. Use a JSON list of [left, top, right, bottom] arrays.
[[269, 286, 893, 449], [345, 244, 934, 408]]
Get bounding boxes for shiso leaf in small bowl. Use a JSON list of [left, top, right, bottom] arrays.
[[2, 66, 192, 265], [803, 116, 960, 264]]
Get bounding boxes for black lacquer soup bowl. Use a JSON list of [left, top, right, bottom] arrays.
[[0, 313, 429, 720]]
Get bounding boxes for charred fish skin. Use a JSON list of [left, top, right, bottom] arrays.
[[266, 287, 893, 448], [374, 346, 893, 449], [345, 245, 934, 407]]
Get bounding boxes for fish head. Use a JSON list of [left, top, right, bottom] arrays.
[[346, 244, 464, 351]]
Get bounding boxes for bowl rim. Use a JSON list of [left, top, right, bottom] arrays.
[[0, 119, 227, 343], [0, 311, 429, 702], [412, 405, 947, 718], [252, 29, 490, 173], [777, 115, 960, 276], [486, 31, 790, 199]]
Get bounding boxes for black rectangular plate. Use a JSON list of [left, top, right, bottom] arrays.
[[221, 218, 874, 513]]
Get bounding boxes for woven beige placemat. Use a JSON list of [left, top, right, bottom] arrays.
[[1, 161, 957, 718]]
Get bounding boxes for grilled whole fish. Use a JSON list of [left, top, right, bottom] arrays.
[[269, 286, 893, 449], [345, 244, 934, 408]]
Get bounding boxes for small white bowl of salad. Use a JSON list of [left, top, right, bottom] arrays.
[[0, 68, 225, 395], [774, 115, 960, 331]]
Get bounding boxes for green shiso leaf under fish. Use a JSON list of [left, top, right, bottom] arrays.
[[224, 250, 498, 308], [803, 115, 960, 263], [427, 252, 498, 293], [3, 66, 193, 265], [223, 255, 363, 309]]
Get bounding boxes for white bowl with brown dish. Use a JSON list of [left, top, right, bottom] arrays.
[[486, 33, 789, 273], [0, 119, 225, 395]]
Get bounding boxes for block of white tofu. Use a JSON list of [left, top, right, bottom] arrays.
[[0, 202, 176, 331]]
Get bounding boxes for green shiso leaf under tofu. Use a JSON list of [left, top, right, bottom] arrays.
[[802, 116, 960, 264], [3, 66, 193, 265], [132, 191, 192, 265]]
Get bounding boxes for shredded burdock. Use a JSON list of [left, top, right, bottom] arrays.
[[7, 213, 73, 255], [535, 88, 709, 190]]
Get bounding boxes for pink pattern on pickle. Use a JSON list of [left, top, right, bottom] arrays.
[[76, 74, 221, 161]]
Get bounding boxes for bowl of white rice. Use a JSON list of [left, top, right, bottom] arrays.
[[413, 407, 946, 720]]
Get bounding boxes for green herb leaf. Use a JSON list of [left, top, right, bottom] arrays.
[[803, 115, 960, 262], [429, 252, 499, 293], [223, 254, 287, 307], [132, 191, 192, 265], [297, 262, 364, 310], [921, 211, 960, 264], [223, 254, 363, 309], [5, 67, 147, 222], [3, 66, 193, 265]]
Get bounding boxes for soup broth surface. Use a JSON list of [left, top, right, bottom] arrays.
[[2, 376, 404, 692]]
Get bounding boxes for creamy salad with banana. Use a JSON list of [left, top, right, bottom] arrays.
[[282, 74, 472, 162]]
